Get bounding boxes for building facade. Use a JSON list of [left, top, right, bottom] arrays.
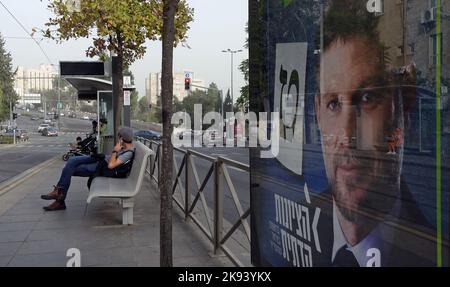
[[145, 71, 205, 105], [14, 64, 58, 104]]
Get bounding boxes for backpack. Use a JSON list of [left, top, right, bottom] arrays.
[[87, 149, 135, 189]]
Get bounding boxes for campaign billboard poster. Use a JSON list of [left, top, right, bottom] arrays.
[[250, 0, 450, 267]]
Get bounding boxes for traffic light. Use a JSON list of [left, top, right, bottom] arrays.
[[184, 77, 191, 91], [12, 113, 17, 120]]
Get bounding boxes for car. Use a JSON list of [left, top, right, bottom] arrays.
[[60, 113, 65, 117], [38, 124, 50, 133], [134, 130, 162, 141], [82, 116, 90, 120], [68, 113, 76, 118], [30, 117, 38, 121], [42, 127, 58, 137]]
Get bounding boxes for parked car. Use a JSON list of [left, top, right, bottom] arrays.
[[134, 130, 162, 141], [38, 124, 50, 133], [30, 116, 38, 121], [82, 115, 90, 120], [42, 127, 58, 137]]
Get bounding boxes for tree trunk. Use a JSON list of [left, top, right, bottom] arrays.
[[112, 53, 124, 140], [160, 0, 178, 267]]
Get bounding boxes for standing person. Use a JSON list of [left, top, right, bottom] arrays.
[[41, 127, 135, 211], [387, 128, 404, 155]]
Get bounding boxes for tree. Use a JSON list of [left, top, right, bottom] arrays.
[[42, 0, 193, 137], [236, 58, 249, 112], [0, 33, 17, 121], [236, 23, 249, 112], [173, 83, 221, 128], [160, 0, 181, 267], [208, 82, 222, 113], [135, 95, 161, 123], [0, 88, 4, 120], [130, 90, 139, 117], [223, 89, 233, 115], [31, 78, 78, 111]]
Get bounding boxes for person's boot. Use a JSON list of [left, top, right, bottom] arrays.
[[41, 186, 64, 200], [43, 200, 66, 211]]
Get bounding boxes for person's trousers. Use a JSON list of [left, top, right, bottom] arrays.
[[57, 155, 98, 198]]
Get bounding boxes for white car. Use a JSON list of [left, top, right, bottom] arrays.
[[82, 116, 90, 120], [38, 124, 50, 133]]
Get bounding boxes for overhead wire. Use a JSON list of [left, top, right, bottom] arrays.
[[0, 0, 54, 65]]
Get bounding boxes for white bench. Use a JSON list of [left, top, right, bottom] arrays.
[[86, 141, 154, 225]]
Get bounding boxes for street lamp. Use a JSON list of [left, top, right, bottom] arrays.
[[222, 48, 243, 110], [222, 49, 243, 143]]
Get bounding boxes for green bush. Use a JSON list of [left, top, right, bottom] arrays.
[[0, 135, 13, 144]]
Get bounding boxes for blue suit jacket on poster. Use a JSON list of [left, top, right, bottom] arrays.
[[310, 180, 437, 267]]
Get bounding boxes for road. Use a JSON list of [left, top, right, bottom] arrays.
[[0, 115, 87, 183], [169, 146, 250, 232]]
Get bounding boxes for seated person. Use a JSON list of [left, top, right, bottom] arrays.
[[70, 136, 82, 149], [41, 127, 135, 211]]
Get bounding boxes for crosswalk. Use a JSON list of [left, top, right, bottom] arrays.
[[28, 131, 85, 136], [15, 144, 69, 148]]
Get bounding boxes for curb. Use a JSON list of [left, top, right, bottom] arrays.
[[0, 155, 61, 197]]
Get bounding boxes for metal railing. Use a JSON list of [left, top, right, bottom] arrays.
[[136, 136, 250, 266]]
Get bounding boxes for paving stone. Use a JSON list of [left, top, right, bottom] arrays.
[[0, 221, 36, 232], [0, 230, 30, 243], [0, 256, 12, 267], [0, 159, 235, 267], [0, 242, 22, 256], [8, 252, 67, 267]]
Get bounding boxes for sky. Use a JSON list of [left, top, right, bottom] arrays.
[[0, 0, 248, 101]]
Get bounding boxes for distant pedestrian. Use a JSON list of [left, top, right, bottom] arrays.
[[387, 127, 403, 155]]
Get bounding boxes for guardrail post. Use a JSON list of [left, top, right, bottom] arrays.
[[149, 141, 154, 175], [185, 151, 190, 221], [213, 159, 224, 255], [145, 140, 150, 176], [158, 143, 162, 189]]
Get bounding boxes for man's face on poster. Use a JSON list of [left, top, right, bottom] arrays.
[[316, 37, 410, 223]]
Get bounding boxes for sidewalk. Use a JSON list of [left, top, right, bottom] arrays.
[[0, 158, 233, 267]]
